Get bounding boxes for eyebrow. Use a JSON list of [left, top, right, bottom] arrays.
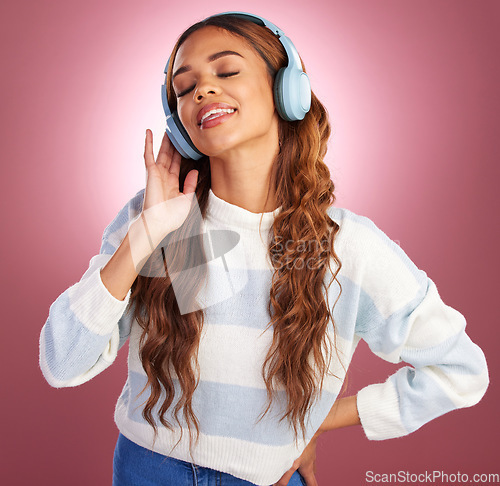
[[172, 50, 244, 79]]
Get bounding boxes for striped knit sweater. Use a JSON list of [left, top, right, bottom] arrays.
[[39, 188, 489, 486]]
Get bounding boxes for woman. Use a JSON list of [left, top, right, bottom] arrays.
[[39, 12, 489, 486]]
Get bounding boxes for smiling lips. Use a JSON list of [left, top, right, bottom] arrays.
[[197, 102, 237, 129]]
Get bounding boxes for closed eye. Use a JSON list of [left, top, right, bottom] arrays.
[[219, 71, 239, 78], [176, 72, 240, 98]]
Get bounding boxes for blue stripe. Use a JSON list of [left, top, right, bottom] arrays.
[[100, 189, 144, 255], [44, 291, 133, 381], [122, 371, 337, 446], [43, 293, 114, 380], [201, 268, 358, 342], [401, 331, 486, 375], [353, 278, 429, 358], [100, 240, 117, 256], [204, 252, 426, 346], [162, 245, 427, 351], [391, 367, 457, 434], [117, 305, 134, 351], [118, 377, 131, 407]]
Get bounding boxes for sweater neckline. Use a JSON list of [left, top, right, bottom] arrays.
[[206, 188, 282, 231]]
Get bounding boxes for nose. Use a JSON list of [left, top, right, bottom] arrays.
[[194, 75, 222, 102]]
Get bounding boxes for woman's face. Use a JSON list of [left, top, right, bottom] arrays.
[[171, 26, 279, 157]]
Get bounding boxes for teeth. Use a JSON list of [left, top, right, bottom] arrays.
[[200, 108, 235, 124]]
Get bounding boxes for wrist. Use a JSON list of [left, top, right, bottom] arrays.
[[140, 212, 156, 252], [127, 215, 159, 271], [316, 395, 361, 435]]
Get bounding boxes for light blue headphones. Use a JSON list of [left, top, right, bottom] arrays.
[[160, 11, 312, 160]]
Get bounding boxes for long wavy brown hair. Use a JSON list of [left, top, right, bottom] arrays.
[[129, 14, 344, 460]]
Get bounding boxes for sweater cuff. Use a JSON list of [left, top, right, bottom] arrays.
[[356, 381, 408, 440], [67, 265, 132, 336]]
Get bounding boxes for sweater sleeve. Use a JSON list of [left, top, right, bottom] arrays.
[[39, 189, 145, 388], [335, 209, 490, 440]]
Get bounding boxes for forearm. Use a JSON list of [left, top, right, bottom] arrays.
[[314, 395, 361, 437], [100, 202, 184, 301], [100, 216, 153, 301]]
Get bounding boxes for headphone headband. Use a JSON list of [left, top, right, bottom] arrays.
[[161, 11, 311, 160], [218, 12, 302, 68]]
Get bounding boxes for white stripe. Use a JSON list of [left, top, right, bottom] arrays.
[[203, 218, 274, 271], [402, 280, 466, 348], [127, 322, 353, 395], [67, 255, 131, 336], [114, 407, 308, 486], [81, 253, 112, 280], [356, 380, 408, 440]]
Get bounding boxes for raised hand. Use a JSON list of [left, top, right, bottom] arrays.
[[141, 129, 199, 246]]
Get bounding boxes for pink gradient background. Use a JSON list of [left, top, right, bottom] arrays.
[[1, 0, 498, 484]]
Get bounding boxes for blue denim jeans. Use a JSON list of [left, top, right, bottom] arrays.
[[113, 433, 307, 486]]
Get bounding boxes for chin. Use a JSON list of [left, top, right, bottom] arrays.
[[193, 135, 243, 157]]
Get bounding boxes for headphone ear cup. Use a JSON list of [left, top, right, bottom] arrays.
[[173, 111, 203, 157], [273, 68, 288, 120], [164, 111, 204, 160], [274, 67, 311, 121], [273, 68, 290, 121], [161, 82, 204, 160]]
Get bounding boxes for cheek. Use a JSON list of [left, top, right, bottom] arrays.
[[257, 80, 276, 114], [177, 102, 189, 126], [243, 81, 276, 118], [177, 103, 197, 136]]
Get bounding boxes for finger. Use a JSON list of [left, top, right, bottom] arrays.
[[168, 147, 182, 179], [156, 131, 172, 169], [144, 129, 156, 169], [183, 169, 199, 195], [302, 472, 319, 486]]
